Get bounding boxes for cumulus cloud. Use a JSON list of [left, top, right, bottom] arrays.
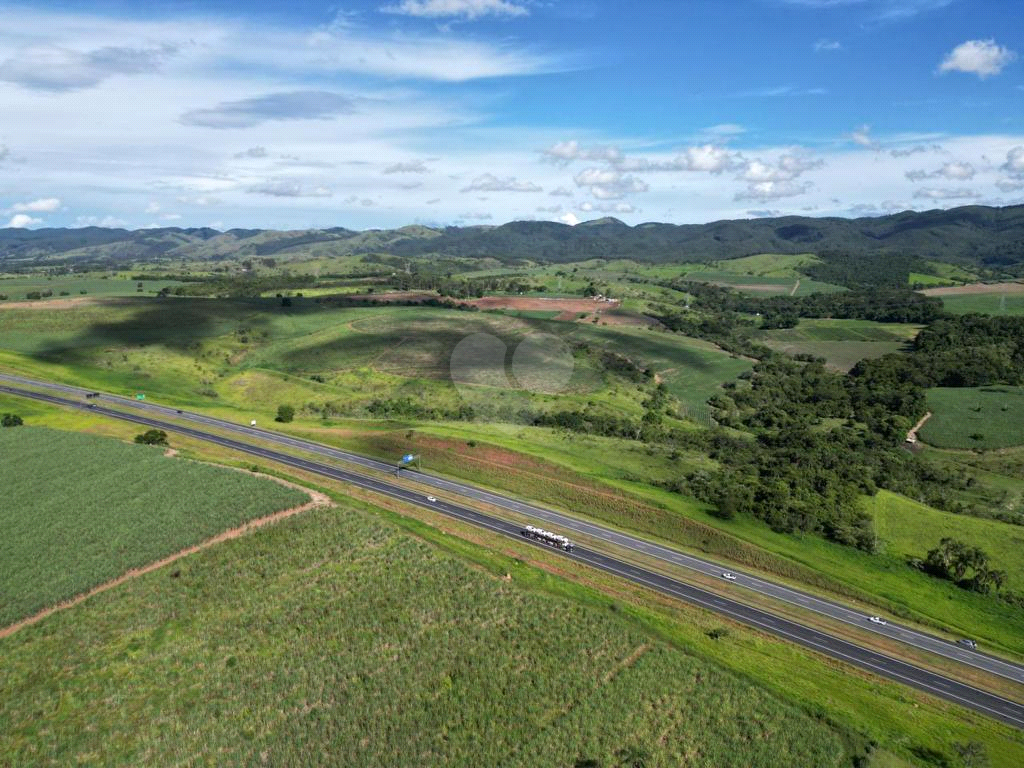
[[814, 39, 842, 52], [460, 173, 541, 192], [939, 39, 1016, 78], [850, 125, 878, 149], [735, 180, 813, 202], [381, 0, 529, 19], [0, 44, 175, 91], [540, 140, 622, 166], [905, 161, 976, 182], [890, 145, 932, 158], [548, 186, 574, 197], [573, 168, 648, 199], [234, 146, 268, 159], [912, 187, 980, 200], [383, 160, 430, 174], [75, 215, 127, 228], [247, 180, 332, 197], [6, 214, 42, 228], [677, 144, 745, 173], [739, 153, 822, 183], [1003, 146, 1024, 177], [559, 212, 579, 226], [10, 198, 61, 213], [181, 91, 357, 129], [996, 179, 1024, 192], [579, 201, 637, 214]]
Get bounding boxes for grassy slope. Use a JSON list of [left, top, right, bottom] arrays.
[[0, 426, 307, 626], [0, 505, 849, 768], [754, 319, 921, 372], [869, 490, 1024, 585], [920, 386, 1024, 449]]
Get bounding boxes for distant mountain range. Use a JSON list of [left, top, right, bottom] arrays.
[[2, 205, 1023, 271]]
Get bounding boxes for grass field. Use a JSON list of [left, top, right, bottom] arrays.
[[869, 490, 1024, 586], [0, 274, 184, 300], [0, 426, 307, 627], [754, 319, 921, 371], [708, 252, 820, 277], [937, 293, 1024, 316], [0, 504, 850, 768], [919, 387, 1024, 449], [0, 296, 748, 420]]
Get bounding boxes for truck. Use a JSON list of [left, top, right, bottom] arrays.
[[521, 524, 575, 552]]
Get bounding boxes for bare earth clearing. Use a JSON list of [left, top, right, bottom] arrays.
[[920, 281, 1024, 297], [0, 296, 107, 310]]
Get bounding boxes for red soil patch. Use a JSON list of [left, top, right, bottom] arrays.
[[920, 281, 1024, 297], [469, 295, 620, 313]]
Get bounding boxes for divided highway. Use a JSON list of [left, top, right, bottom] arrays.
[[3, 375, 1024, 728]]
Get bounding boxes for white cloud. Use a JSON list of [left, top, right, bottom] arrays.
[[579, 201, 637, 214], [540, 140, 622, 166], [549, 186, 574, 197], [1003, 146, 1024, 177], [912, 187, 980, 200], [181, 91, 357, 129], [383, 160, 430, 174], [6, 213, 42, 228], [381, 0, 529, 19], [536, 205, 562, 213], [939, 39, 1016, 78], [735, 180, 813, 201], [996, 179, 1024, 192], [247, 180, 333, 197], [460, 173, 541, 192], [701, 123, 746, 138], [740, 153, 822, 183], [0, 44, 175, 92], [10, 197, 61, 212], [458, 211, 494, 220], [850, 125, 878, 149], [234, 146, 268, 159], [74, 215, 128, 228], [905, 161, 976, 182], [678, 144, 745, 173], [559, 212, 579, 226], [573, 168, 648, 199], [814, 39, 842, 51]]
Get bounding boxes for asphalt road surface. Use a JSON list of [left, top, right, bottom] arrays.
[[3, 377, 1024, 728]]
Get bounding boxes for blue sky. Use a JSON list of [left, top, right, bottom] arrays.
[[1, 0, 1022, 230]]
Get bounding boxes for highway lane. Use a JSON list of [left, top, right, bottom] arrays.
[[2, 372, 1022, 686], [3, 381, 1024, 728]]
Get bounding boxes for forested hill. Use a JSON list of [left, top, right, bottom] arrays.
[[2, 204, 1023, 270]]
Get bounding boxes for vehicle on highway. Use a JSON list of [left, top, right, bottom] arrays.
[[426, 496, 437, 502], [958, 638, 978, 650], [721, 572, 737, 581], [521, 525, 574, 552], [869, 616, 887, 626]]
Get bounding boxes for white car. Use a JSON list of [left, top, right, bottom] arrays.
[[868, 616, 887, 626], [721, 572, 737, 581], [426, 496, 437, 502]]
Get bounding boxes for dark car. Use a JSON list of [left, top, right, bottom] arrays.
[[957, 639, 978, 650]]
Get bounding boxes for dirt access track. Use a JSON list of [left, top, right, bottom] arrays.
[[920, 281, 1024, 296], [469, 295, 620, 319]]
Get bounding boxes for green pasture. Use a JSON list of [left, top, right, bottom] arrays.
[[919, 387, 1024, 449], [938, 293, 1024, 316], [0, 273, 184, 300], [0, 426, 306, 626], [0, 296, 746, 420], [709, 252, 820, 277], [754, 319, 920, 371], [0, 505, 849, 768], [868, 490, 1024, 587]]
